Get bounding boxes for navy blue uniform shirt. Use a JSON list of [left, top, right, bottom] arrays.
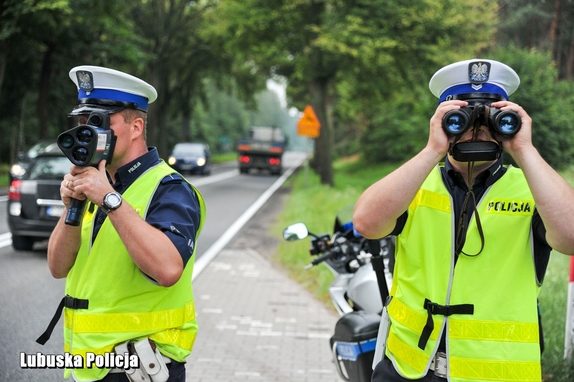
[[90, 147, 201, 266]]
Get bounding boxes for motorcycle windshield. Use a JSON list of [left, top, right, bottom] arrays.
[[334, 204, 356, 237]]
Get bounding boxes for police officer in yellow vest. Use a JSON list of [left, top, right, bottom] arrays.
[[354, 59, 574, 382], [40, 66, 205, 381]]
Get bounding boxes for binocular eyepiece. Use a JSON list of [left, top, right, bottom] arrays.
[[442, 103, 521, 138]]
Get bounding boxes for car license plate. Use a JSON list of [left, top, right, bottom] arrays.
[[46, 205, 64, 217], [181, 164, 192, 170]]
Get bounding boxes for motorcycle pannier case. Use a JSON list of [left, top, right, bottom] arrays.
[[330, 311, 380, 382]]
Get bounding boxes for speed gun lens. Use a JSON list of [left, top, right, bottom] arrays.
[[442, 110, 471, 136], [491, 110, 521, 136], [59, 134, 74, 149]]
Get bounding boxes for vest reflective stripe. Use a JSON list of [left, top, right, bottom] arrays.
[[449, 356, 541, 381], [387, 330, 428, 373], [409, 188, 451, 213], [389, 297, 539, 343], [64, 330, 197, 358], [386, 165, 541, 382], [387, 331, 541, 381], [449, 318, 539, 342], [64, 301, 195, 333], [388, 298, 441, 341]]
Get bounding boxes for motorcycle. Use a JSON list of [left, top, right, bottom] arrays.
[[282, 205, 394, 382]]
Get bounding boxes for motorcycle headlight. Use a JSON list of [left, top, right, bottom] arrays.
[[197, 157, 206, 166]]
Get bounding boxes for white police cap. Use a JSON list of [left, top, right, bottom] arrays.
[[429, 59, 520, 102], [69, 65, 157, 115]]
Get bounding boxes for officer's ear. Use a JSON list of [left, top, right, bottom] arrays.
[[131, 116, 145, 139]]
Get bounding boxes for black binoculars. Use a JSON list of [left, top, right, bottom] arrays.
[[442, 103, 521, 138]]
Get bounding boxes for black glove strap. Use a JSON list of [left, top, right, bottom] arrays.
[[36, 295, 89, 345], [418, 298, 474, 350]]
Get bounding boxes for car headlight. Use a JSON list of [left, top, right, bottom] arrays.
[[10, 164, 26, 177], [197, 157, 206, 166], [168, 156, 176, 166]]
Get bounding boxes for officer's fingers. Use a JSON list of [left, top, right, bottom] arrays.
[[98, 160, 107, 174]]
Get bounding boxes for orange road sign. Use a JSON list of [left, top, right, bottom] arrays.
[[297, 105, 321, 138]]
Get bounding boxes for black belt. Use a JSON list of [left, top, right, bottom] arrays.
[[418, 298, 474, 350], [36, 295, 89, 345]]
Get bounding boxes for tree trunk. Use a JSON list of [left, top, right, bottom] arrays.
[[566, 25, 574, 80], [181, 93, 192, 141], [37, 45, 54, 139], [146, 63, 169, 158], [0, 45, 6, 105], [310, 77, 333, 187], [549, 0, 561, 70]]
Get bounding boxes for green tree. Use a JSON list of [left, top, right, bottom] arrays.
[[212, 0, 499, 186], [0, 0, 139, 163], [129, 0, 265, 158], [497, 0, 574, 80], [490, 46, 574, 169]]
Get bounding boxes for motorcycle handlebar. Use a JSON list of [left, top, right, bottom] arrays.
[[305, 249, 338, 269]]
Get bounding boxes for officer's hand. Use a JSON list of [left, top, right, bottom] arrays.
[[69, 161, 114, 207], [61, 173, 85, 208], [427, 100, 467, 156], [490, 101, 533, 158]]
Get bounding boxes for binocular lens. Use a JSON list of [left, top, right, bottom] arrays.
[[443, 111, 469, 135], [59, 134, 74, 149], [494, 111, 521, 135], [73, 147, 89, 164], [77, 128, 93, 143]]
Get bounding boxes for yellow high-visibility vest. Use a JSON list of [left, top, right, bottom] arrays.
[[386, 165, 541, 382], [63, 162, 205, 381]]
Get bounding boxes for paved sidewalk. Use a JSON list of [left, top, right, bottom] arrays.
[[185, 247, 340, 381]]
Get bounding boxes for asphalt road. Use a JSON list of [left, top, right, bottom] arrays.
[[0, 151, 307, 382]]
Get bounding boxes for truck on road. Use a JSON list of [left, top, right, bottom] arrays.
[[238, 126, 285, 175]]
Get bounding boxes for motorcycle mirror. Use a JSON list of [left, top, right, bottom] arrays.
[[283, 223, 309, 241]]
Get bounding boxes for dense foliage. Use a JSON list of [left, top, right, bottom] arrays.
[[2, 0, 574, 175]]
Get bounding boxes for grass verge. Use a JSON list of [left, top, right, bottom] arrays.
[[273, 158, 574, 381], [212, 152, 237, 164], [271, 157, 398, 307]]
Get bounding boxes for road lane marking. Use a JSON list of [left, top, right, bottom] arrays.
[[192, 158, 305, 280], [0, 232, 12, 248], [187, 170, 238, 187], [0, 170, 238, 250]]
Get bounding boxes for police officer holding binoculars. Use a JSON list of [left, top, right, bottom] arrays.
[[354, 59, 574, 382]]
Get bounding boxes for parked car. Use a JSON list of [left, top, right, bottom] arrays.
[[167, 142, 212, 175], [10, 140, 59, 181], [7, 145, 72, 251]]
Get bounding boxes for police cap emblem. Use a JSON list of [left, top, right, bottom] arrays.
[[468, 61, 490, 84], [76, 71, 94, 92]]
